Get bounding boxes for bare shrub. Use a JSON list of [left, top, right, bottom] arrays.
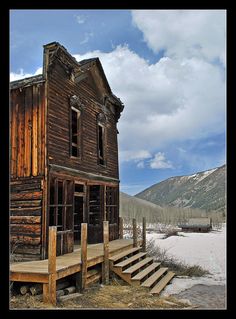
[[146, 239, 209, 277]]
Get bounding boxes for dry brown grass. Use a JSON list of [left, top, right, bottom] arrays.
[[10, 278, 192, 310]]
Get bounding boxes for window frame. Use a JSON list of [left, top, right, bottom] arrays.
[[70, 105, 82, 159]]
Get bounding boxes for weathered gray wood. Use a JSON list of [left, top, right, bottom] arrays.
[[119, 217, 123, 239], [57, 292, 82, 303], [64, 286, 76, 295], [80, 223, 87, 291], [133, 218, 137, 247], [20, 285, 29, 295], [142, 217, 146, 252], [30, 283, 42, 295], [102, 221, 109, 284]]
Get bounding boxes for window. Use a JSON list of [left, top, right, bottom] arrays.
[[98, 124, 105, 165], [49, 178, 73, 231], [106, 186, 118, 224], [71, 106, 81, 158], [97, 113, 106, 166], [88, 185, 102, 225]]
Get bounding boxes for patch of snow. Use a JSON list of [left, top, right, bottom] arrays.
[[147, 223, 226, 295]]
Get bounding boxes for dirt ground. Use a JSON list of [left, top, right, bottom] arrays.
[[10, 279, 194, 310]]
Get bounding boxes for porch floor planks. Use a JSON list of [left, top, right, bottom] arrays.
[[10, 239, 134, 281]]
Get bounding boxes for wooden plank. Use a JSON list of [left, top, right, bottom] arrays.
[[10, 224, 41, 235], [131, 262, 161, 284], [10, 272, 48, 283], [133, 218, 137, 247], [10, 216, 41, 224], [37, 85, 42, 175], [114, 252, 147, 269], [10, 207, 42, 216], [11, 235, 41, 245], [150, 271, 175, 295], [109, 247, 141, 263], [80, 223, 87, 291], [11, 191, 42, 201], [10, 92, 18, 177], [17, 90, 25, 177], [32, 85, 38, 176], [141, 267, 168, 288], [24, 86, 32, 177], [48, 226, 57, 306], [142, 217, 146, 252], [123, 257, 153, 274], [119, 217, 123, 239], [102, 221, 109, 284]]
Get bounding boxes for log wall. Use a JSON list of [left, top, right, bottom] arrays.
[[10, 177, 43, 260]]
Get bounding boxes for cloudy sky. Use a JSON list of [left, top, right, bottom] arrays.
[[10, 10, 226, 195]]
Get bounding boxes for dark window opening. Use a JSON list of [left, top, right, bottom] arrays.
[[74, 195, 84, 243], [71, 107, 81, 158], [106, 187, 118, 224], [75, 184, 84, 193], [89, 185, 101, 225], [49, 178, 73, 231], [98, 124, 105, 165]]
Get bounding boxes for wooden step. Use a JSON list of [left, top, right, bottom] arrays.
[[131, 262, 161, 285], [109, 247, 142, 263], [150, 271, 175, 294], [114, 252, 147, 270], [123, 257, 153, 275], [141, 267, 168, 288]]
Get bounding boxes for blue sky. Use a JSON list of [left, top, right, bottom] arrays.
[[10, 10, 226, 195]]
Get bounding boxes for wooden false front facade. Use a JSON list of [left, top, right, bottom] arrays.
[[10, 42, 124, 261]]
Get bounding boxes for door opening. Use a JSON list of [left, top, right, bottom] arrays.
[[74, 195, 84, 245]]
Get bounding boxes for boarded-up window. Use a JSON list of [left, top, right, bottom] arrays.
[[97, 113, 106, 166]]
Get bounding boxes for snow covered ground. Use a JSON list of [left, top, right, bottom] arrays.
[[146, 223, 226, 296]]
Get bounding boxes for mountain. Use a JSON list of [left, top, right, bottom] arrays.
[[135, 164, 226, 213], [119, 192, 164, 221]]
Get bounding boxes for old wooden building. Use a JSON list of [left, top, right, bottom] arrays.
[[178, 218, 212, 232], [10, 42, 124, 261]]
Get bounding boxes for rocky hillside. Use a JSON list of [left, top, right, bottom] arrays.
[[135, 164, 226, 212]]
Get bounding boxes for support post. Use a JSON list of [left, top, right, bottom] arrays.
[[43, 226, 57, 306], [102, 221, 109, 284], [80, 223, 87, 291], [133, 218, 137, 247], [142, 217, 146, 252], [119, 217, 123, 239]]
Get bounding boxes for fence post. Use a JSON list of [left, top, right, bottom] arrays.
[[44, 226, 57, 305], [142, 217, 146, 252], [102, 221, 109, 284], [80, 223, 87, 291], [133, 218, 137, 247], [119, 217, 123, 239]]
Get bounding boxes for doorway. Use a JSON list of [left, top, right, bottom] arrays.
[[73, 183, 85, 245]]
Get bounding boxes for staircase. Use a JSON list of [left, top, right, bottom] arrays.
[[109, 246, 175, 294]]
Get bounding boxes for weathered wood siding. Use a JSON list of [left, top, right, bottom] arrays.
[[10, 177, 43, 260], [10, 84, 45, 178], [47, 51, 119, 180]]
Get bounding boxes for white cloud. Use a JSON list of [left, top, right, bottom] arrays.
[[10, 67, 42, 81], [149, 152, 173, 169], [132, 10, 226, 67], [75, 15, 86, 24], [73, 43, 225, 162], [80, 32, 93, 45], [119, 149, 152, 162]]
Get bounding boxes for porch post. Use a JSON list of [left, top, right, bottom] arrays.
[[119, 217, 123, 239], [80, 223, 88, 291], [43, 226, 57, 306], [133, 218, 137, 247], [102, 221, 109, 284], [142, 217, 146, 252]]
